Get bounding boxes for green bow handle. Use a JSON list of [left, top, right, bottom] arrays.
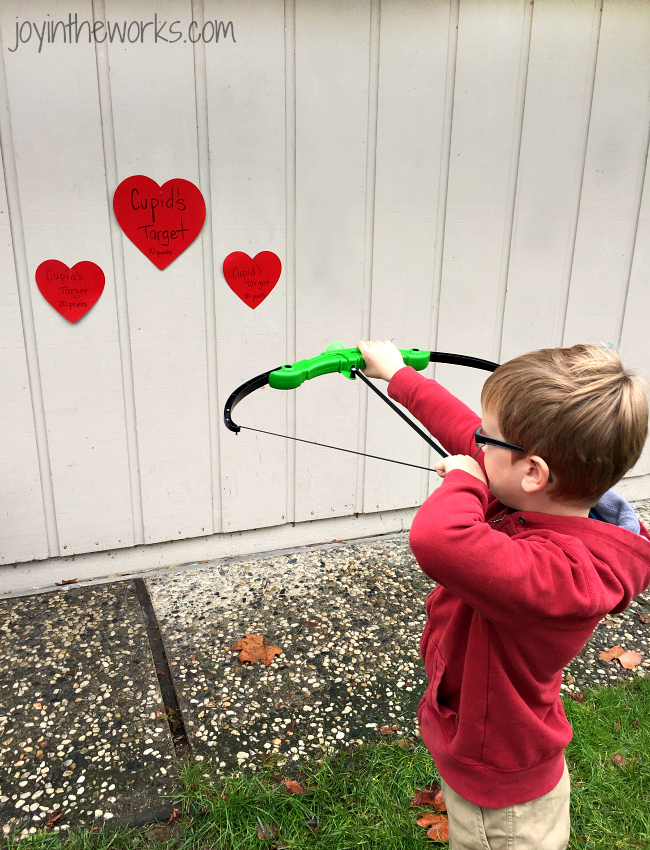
[[268, 341, 430, 389]]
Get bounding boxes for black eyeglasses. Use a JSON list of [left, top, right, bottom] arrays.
[[474, 426, 524, 453], [474, 426, 554, 483]]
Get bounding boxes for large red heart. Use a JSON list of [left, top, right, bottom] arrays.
[[222, 251, 282, 309], [35, 260, 105, 323], [113, 176, 206, 270]]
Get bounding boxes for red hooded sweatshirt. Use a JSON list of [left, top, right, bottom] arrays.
[[388, 367, 650, 808]]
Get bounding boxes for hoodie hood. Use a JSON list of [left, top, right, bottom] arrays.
[[590, 489, 644, 535]]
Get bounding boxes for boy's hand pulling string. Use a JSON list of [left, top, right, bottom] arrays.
[[434, 455, 488, 485]]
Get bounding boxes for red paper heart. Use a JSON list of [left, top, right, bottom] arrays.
[[222, 252, 282, 309], [113, 176, 206, 269], [35, 260, 105, 323]]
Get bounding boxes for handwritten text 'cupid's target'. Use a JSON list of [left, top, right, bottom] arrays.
[[223, 251, 282, 309], [113, 176, 206, 270], [35, 260, 105, 322]]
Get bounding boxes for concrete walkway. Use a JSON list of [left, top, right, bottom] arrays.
[[1, 502, 649, 840], [0, 582, 177, 837]]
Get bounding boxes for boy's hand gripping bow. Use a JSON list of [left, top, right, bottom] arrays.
[[224, 342, 499, 473]]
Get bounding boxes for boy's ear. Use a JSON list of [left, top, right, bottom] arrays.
[[520, 455, 553, 494]]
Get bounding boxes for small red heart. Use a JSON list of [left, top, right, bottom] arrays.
[[35, 260, 105, 323], [113, 176, 206, 269], [222, 251, 282, 309]]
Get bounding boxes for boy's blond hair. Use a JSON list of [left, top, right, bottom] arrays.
[[481, 345, 648, 504]]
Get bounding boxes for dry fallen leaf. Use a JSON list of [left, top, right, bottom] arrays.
[[612, 754, 628, 767], [230, 634, 283, 666], [599, 644, 643, 668], [283, 780, 304, 794], [257, 820, 278, 840], [45, 810, 63, 829], [416, 812, 450, 842], [167, 808, 181, 825], [427, 821, 449, 842], [635, 612, 650, 624], [618, 650, 643, 670], [599, 645, 625, 662], [410, 784, 446, 812], [380, 724, 398, 735], [569, 691, 586, 702], [148, 826, 169, 842], [261, 646, 284, 665], [55, 579, 77, 586]]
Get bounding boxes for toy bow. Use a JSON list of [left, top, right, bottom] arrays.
[[224, 342, 499, 473]]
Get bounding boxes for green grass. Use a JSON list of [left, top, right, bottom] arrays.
[[6, 678, 650, 849], [563, 678, 650, 849]]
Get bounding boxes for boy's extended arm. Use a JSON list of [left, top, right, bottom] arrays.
[[388, 365, 483, 461]]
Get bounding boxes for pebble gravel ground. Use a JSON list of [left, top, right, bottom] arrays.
[[147, 536, 430, 774], [0, 583, 176, 840], [147, 498, 650, 774]]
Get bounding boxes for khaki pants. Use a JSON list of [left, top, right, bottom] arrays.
[[439, 761, 570, 850]]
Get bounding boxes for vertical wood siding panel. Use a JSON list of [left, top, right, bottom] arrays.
[[204, 0, 288, 532], [363, 0, 451, 513], [293, 0, 372, 522], [0, 0, 134, 556], [501, 0, 601, 361], [620, 150, 650, 478], [0, 143, 49, 564], [436, 0, 529, 414], [285, 0, 298, 525], [105, 0, 213, 544], [563, 0, 650, 349]]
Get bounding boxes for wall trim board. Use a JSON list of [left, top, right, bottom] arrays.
[[0, 505, 420, 596]]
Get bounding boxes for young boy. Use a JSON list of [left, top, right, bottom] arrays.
[[358, 339, 650, 850]]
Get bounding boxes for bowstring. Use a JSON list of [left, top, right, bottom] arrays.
[[238, 425, 440, 473]]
